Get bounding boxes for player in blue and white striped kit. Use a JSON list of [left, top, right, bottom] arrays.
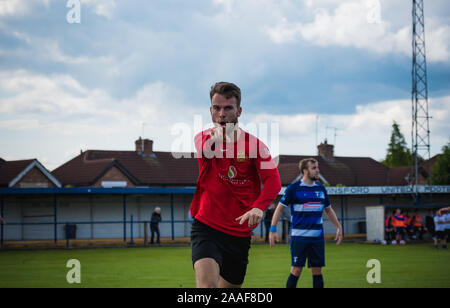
[[269, 158, 342, 288]]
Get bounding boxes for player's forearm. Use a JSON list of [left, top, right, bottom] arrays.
[[325, 208, 342, 230], [251, 172, 282, 212], [270, 204, 285, 227]]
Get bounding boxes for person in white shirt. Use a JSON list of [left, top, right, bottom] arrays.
[[445, 213, 450, 244], [433, 211, 447, 250]]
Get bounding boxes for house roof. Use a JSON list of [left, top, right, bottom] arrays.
[[52, 148, 394, 188], [0, 159, 35, 186], [276, 155, 390, 186], [387, 155, 441, 185], [0, 159, 61, 188], [50, 139, 441, 188], [51, 150, 199, 187]]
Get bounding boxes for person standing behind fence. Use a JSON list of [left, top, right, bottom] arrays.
[[433, 210, 447, 250], [150, 207, 162, 245], [425, 210, 435, 240], [437, 207, 450, 216], [264, 204, 276, 243], [384, 212, 394, 244], [0, 215, 5, 225], [404, 211, 414, 240], [392, 209, 406, 245], [445, 211, 450, 245], [412, 210, 425, 240]]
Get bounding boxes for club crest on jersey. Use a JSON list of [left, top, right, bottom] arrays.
[[228, 165, 237, 179], [315, 191, 325, 199], [236, 151, 248, 163]]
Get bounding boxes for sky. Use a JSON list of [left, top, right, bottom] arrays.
[[0, 0, 449, 171]]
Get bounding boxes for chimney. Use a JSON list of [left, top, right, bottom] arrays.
[[318, 139, 334, 161], [135, 137, 153, 155]]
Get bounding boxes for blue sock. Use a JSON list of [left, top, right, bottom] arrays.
[[286, 273, 299, 288], [313, 275, 324, 288]]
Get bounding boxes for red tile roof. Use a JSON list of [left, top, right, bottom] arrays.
[[50, 143, 440, 188], [387, 155, 441, 185], [52, 150, 198, 187], [0, 159, 36, 187], [276, 155, 389, 186]]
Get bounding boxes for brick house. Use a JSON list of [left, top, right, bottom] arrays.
[[0, 158, 61, 188], [51, 138, 441, 188]]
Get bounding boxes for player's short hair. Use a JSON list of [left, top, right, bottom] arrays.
[[210, 82, 241, 108], [299, 158, 318, 173]]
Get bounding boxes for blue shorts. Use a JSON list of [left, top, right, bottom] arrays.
[[291, 241, 325, 268]]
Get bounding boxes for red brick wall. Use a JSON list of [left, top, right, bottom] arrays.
[[13, 167, 56, 188], [93, 166, 135, 187]]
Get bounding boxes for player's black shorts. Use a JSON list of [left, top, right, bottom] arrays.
[[291, 240, 325, 268], [436, 231, 446, 240], [191, 219, 251, 286], [395, 227, 406, 235]]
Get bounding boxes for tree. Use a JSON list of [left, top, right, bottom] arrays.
[[382, 122, 413, 167], [431, 143, 450, 185]]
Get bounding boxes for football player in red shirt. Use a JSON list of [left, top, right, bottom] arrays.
[[190, 82, 281, 288]]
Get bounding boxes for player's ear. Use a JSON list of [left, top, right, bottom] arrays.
[[237, 106, 242, 117]]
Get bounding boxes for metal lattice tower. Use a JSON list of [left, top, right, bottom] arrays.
[[411, 0, 431, 187]]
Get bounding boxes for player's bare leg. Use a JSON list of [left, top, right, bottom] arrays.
[[291, 266, 302, 277], [311, 267, 322, 275], [194, 258, 220, 288]]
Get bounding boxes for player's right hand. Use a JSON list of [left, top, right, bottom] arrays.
[[210, 125, 231, 144], [269, 232, 277, 248]]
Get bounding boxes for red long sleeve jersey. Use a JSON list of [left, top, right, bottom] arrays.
[[190, 128, 282, 237]]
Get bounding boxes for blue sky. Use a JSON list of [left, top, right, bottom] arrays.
[[0, 0, 449, 171]]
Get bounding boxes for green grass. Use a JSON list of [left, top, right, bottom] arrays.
[[0, 243, 449, 288]]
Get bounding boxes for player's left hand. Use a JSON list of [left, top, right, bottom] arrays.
[[236, 208, 263, 227], [335, 228, 343, 246]]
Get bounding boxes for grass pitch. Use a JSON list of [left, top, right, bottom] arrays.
[[0, 242, 449, 288]]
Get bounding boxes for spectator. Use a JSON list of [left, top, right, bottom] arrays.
[[0, 215, 5, 225], [384, 211, 395, 244], [412, 210, 425, 240], [281, 206, 291, 243], [433, 210, 447, 250], [392, 209, 406, 245], [445, 211, 450, 246], [150, 207, 162, 245], [404, 211, 414, 240], [425, 210, 435, 240], [437, 207, 450, 216], [264, 203, 276, 243]]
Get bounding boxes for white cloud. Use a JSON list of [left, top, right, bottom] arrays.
[[212, 0, 234, 13], [0, 27, 113, 65], [81, 0, 116, 19], [246, 96, 450, 161], [0, 0, 49, 16], [0, 69, 209, 169], [0, 69, 448, 170], [265, 0, 450, 62]]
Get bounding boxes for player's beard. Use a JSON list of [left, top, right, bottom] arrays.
[[308, 173, 319, 182]]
